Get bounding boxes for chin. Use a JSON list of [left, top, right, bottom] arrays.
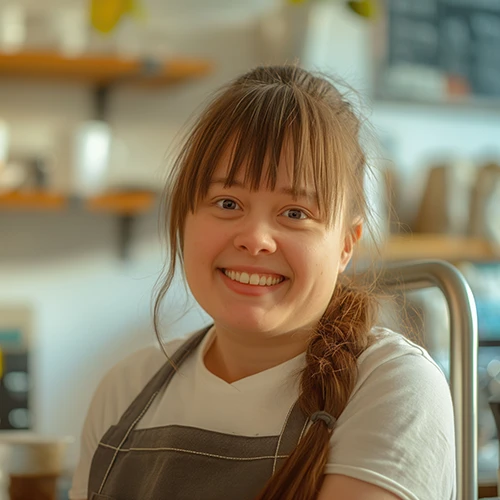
[[216, 310, 282, 336]]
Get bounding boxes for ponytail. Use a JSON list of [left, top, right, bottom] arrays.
[[255, 280, 379, 500]]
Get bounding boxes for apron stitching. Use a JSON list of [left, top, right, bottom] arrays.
[[99, 442, 289, 461], [271, 402, 295, 475], [297, 418, 309, 443], [96, 335, 202, 494], [97, 389, 160, 494]]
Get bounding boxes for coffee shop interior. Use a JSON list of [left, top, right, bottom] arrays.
[[0, 0, 500, 499]]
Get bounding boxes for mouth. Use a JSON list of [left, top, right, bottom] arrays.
[[219, 268, 286, 287]]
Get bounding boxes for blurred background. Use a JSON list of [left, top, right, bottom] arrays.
[[0, 0, 499, 498]]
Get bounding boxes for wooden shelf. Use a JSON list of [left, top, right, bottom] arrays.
[[0, 189, 158, 258], [358, 234, 500, 263], [85, 190, 155, 215], [0, 190, 156, 215], [0, 51, 213, 86], [0, 191, 67, 210]]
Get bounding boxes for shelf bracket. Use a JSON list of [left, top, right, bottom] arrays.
[[118, 214, 134, 260], [94, 84, 110, 121]]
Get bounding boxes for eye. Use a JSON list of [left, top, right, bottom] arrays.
[[282, 208, 308, 220], [215, 199, 241, 210]]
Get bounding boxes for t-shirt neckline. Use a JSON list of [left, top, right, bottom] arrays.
[[195, 326, 306, 393]]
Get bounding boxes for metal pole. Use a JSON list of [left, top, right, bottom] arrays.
[[374, 260, 478, 500]]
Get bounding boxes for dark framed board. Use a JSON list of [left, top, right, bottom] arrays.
[[0, 306, 32, 430], [373, 0, 500, 106]]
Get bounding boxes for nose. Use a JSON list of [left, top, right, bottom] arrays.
[[233, 218, 277, 256]]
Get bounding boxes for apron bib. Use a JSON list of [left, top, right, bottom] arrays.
[[87, 327, 308, 500]]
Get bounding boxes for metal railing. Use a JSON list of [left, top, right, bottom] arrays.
[[375, 260, 478, 500]]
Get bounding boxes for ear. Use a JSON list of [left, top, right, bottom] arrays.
[[339, 218, 363, 273]]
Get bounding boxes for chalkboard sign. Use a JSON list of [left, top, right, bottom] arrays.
[[374, 0, 500, 104]]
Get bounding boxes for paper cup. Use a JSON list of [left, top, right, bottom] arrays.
[[0, 433, 73, 500], [0, 433, 73, 475]]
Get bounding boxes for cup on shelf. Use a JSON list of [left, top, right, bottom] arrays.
[[72, 120, 129, 198], [0, 3, 26, 53], [52, 3, 89, 57], [414, 160, 476, 235], [0, 119, 10, 166], [469, 163, 500, 247]]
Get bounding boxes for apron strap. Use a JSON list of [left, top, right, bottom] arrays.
[[91, 326, 211, 496], [114, 325, 211, 433], [271, 400, 309, 474]]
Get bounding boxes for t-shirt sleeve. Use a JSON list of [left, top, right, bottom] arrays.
[[325, 352, 456, 500]]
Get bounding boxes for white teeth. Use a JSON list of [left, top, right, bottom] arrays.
[[223, 269, 284, 287], [249, 274, 260, 285]]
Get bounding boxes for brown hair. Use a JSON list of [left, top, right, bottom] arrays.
[[153, 65, 380, 499]]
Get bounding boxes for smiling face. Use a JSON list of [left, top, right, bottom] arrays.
[[182, 150, 360, 341], [160, 67, 369, 345]]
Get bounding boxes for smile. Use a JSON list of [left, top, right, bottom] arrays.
[[221, 269, 285, 287]]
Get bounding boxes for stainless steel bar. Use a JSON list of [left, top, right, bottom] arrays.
[[375, 260, 478, 500]]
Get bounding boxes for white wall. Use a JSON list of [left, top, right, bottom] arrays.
[[1, 4, 500, 472]]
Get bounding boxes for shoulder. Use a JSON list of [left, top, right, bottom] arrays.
[[349, 327, 454, 437], [351, 326, 451, 405], [357, 326, 445, 382], [68, 332, 196, 500], [324, 327, 456, 499], [91, 333, 192, 426]]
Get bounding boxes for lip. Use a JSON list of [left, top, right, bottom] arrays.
[[218, 269, 287, 296], [219, 266, 287, 279]]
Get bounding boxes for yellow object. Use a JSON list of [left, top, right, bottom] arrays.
[[347, 0, 377, 18], [90, 0, 146, 34], [287, 0, 376, 18]]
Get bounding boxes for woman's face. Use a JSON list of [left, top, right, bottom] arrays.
[[182, 153, 360, 341]]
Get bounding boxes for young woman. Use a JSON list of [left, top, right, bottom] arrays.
[[70, 65, 456, 500]]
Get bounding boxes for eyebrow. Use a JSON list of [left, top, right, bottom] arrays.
[[209, 178, 317, 203]]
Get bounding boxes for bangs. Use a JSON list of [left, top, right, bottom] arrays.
[[181, 83, 345, 225]]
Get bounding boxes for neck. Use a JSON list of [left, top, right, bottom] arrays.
[[204, 325, 310, 383]]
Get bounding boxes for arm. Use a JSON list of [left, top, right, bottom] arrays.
[[318, 475, 401, 500]]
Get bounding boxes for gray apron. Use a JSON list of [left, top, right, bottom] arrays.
[[87, 326, 309, 500]]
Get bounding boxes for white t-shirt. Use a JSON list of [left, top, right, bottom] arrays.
[[70, 326, 456, 500]]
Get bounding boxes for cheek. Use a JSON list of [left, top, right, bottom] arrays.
[[183, 217, 208, 275], [284, 241, 328, 295], [183, 224, 201, 256], [299, 237, 342, 286], [183, 215, 226, 272]]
